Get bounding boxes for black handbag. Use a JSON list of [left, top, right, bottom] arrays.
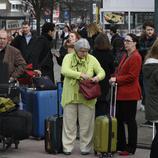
[[32, 76, 57, 90]]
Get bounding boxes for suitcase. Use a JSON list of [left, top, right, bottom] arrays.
[[45, 82, 63, 154], [0, 110, 32, 150], [20, 83, 62, 138], [94, 83, 117, 158]]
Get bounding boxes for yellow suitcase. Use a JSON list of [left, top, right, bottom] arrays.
[[94, 83, 117, 158]]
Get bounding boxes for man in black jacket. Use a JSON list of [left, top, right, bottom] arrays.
[[11, 21, 38, 66], [33, 22, 55, 82]]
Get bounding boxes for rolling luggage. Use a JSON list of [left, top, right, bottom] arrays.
[[45, 82, 63, 154], [0, 110, 32, 151], [20, 82, 63, 138], [94, 83, 117, 158]]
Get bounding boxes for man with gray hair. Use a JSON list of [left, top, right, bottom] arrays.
[[0, 29, 26, 80]]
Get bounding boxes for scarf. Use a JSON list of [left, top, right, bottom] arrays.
[[70, 52, 89, 85]]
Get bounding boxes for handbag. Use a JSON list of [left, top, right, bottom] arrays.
[[79, 80, 101, 100], [32, 76, 57, 90]]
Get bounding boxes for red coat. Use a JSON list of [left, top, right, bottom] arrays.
[[115, 49, 142, 100]]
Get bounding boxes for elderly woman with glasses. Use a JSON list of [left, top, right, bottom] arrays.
[[109, 33, 142, 156], [61, 38, 105, 155]]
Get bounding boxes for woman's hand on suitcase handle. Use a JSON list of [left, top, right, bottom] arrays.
[[109, 77, 116, 84], [34, 70, 42, 77]]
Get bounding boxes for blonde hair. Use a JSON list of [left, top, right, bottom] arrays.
[[145, 38, 158, 61], [87, 23, 102, 37]]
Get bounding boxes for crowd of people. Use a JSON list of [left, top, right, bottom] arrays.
[[0, 20, 158, 158]]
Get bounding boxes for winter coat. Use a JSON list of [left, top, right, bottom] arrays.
[[114, 49, 142, 100], [143, 58, 158, 121], [11, 32, 38, 65], [2, 45, 26, 78], [92, 49, 115, 101], [32, 34, 54, 82], [61, 52, 105, 108]]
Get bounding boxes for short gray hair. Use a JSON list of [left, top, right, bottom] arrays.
[[74, 38, 90, 52]]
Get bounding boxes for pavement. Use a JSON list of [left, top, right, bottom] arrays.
[[0, 52, 152, 158]]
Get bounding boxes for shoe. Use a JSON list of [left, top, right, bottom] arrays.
[[63, 151, 71, 155], [140, 121, 153, 128], [81, 151, 90, 155], [119, 151, 129, 156]]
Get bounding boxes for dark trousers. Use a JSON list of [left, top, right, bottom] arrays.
[[150, 123, 158, 158], [95, 100, 109, 117], [116, 100, 137, 153]]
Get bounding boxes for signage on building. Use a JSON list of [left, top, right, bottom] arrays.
[[0, 3, 6, 9], [104, 12, 124, 24]]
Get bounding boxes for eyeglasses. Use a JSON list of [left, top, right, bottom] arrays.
[[124, 39, 133, 43], [78, 50, 88, 53]]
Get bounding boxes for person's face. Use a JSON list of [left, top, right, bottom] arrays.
[[145, 26, 155, 38], [124, 35, 136, 52], [76, 48, 89, 59], [68, 33, 78, 44], [0, 31, 8, 49], [48, 30, 55, 37], [64, 26, 69, 32], [22, 24, 31, 35]]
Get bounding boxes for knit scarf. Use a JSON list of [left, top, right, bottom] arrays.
[[70, 52, 89, 85]]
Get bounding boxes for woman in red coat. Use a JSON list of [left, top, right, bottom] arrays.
[[109, 33, 142, 156]]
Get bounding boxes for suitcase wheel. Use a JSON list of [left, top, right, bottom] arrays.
[[94, 150, 97, 155], [99, 153, 112, 158], [14, 140, 19, 149]]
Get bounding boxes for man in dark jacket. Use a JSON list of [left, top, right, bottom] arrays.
[[0, 29, 26, 80], [33, 22, 55, 82], [139, 21, 157, 127], [11, 21, 38, 66]]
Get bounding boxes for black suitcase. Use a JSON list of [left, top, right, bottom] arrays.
[[0, 110, 32, 150], [45, 82, 63, 154]]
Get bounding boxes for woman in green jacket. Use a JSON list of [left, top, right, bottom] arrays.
[[61, 38, 105, 155]]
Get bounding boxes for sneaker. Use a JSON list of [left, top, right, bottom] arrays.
[[140, 121, 153, 128], [81, 151, 90, 155], [63, 151, 71, 155]]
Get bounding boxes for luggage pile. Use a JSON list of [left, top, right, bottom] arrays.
[[0, 81, 32, 151]]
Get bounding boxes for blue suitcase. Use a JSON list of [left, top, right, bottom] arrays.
[[20, 83, 63, 138], [32, 90, 59, 138]]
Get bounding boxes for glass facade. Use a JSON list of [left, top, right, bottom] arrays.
[[102, 12, 154, 37]]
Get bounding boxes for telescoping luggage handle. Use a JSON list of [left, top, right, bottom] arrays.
[[56, 82, 62, 117], [110, 82, 117, 117]]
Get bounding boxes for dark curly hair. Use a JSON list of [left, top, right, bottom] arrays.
[[41, 22, 55, 34]]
